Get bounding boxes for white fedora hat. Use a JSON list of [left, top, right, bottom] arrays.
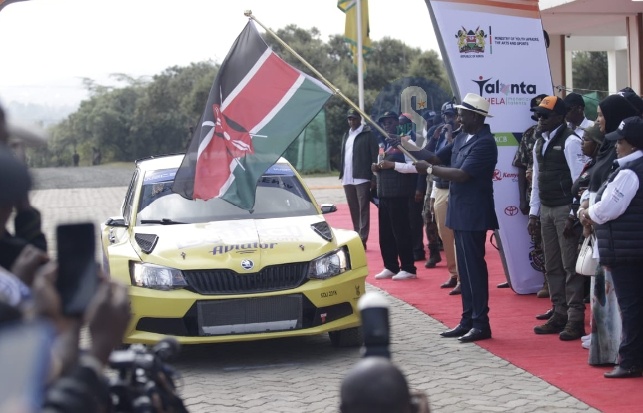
[[454, 93, 493, 118]]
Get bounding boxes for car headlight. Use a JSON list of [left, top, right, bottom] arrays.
[[308, 248, 350, 280], [130, 262, 188, 290]]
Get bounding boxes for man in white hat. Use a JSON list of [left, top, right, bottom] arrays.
[[392, 92, 499, 342]]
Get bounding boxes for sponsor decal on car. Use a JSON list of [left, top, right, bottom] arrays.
[[211, 242, 277, 255]]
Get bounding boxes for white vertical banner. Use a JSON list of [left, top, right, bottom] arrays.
[[425, 0, 552, 294]]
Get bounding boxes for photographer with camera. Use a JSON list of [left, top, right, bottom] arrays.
[[339, 292, 430, 413], [1, 108, 186, 413]]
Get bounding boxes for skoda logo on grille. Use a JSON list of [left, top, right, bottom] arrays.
[[240, 259, 254, 270]]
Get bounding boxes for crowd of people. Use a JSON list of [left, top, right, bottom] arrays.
[[3, 84, 643, 413], [340, 88, 643, 377], [0, 105, 187, 412]]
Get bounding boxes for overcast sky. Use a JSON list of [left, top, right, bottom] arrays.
[[0, 0, 440, 108]]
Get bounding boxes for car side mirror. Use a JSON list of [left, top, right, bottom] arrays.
[[320, 204, 337, 214], [105, 217, 128, 227]]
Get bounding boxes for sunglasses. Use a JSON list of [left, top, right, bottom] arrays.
[[535, 112, 549, 120]]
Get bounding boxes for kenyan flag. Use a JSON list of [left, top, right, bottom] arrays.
[[172, 21, 332, 210]]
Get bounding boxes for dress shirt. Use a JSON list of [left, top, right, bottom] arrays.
[[342, 124, 369, 185]]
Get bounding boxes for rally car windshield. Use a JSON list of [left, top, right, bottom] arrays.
[[136, 165, 317, 224]]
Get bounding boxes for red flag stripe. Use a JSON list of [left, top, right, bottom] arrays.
[[221, 51, 301, 133], [251, 75, 305, 134]]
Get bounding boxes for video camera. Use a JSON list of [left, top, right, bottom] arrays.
[[358, 292, 390, 359], [355, 292, 431, 413], [108, 337, 188, 413]]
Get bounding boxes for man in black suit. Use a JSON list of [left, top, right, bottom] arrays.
[[397, 93, 499, 342]]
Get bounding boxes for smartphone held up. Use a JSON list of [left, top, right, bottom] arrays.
[[55, 222, 99, 317]]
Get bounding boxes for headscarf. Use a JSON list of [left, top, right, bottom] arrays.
[[588, 95, 640, 192]]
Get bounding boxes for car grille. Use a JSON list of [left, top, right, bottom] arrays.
[[183, 262, 310, 295], [197, 295, 303, 335]]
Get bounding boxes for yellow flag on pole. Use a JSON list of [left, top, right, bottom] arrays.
[[337, 0, 371, 69]]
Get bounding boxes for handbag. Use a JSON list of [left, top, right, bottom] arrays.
[[575, 235, 598, 276]]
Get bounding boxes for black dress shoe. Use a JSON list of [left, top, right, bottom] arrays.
[[440, 324, 470, 338], [497, 281, 510, 288], [535, 307, 554, 320], [449, 282, 462, 295], [458, 328, 492, 343], [604, 366, 643, 378], [440, 277, 457, 289]]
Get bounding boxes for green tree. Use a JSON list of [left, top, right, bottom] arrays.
[[572, 51, 608, 99], [31, 26, 450, 171]]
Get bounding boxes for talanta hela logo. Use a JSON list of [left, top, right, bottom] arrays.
[[472, 76, 537, 97]]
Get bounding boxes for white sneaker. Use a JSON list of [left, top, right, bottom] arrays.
[[581, 333, 592, 342], [392, 270, 417, 280], [582, 339, 590, 349], [374, 268, 395, 279]]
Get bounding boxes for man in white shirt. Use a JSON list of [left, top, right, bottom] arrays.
[[339, 108, 379, 249]]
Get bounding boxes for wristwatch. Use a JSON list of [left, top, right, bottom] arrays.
[[426, 164, 433, 175]]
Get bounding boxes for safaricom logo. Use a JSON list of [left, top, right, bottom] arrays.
[[472, 76, 536, 96]]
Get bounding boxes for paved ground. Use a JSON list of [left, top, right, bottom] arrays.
[[24, 164, 600, 413]]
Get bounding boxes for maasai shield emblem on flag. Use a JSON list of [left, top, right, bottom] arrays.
[[172, 21, 332, 210]]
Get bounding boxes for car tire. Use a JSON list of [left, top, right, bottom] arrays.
[[328, 326, 363, 347]]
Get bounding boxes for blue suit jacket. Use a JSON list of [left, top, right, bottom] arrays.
[[436, 124, 499, 231]]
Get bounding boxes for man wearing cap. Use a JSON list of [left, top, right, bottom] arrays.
[[395, 93, 499, 342], [421, 110, 437, 141], [371, 111, 418, 281], [528, 95, 587, 341], [564, 92, 594, 140], [580, 116, 643, 378], [339, 108, 379, 249]]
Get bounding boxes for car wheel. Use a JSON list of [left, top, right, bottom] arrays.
[[328, 326, 363, 347]]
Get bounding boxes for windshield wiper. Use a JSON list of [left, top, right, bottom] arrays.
[[140, 218, 185, 225]]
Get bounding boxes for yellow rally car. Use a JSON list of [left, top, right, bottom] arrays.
[[101, 154, 367, 346]]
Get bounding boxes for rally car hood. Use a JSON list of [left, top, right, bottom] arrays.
[[130, 215, 336, 270]]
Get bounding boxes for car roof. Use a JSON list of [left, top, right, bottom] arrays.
[[135, 154, 289, 173]]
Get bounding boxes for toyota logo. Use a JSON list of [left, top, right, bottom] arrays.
[[240, 259, 254, 270], [504, 206, 519, 216]]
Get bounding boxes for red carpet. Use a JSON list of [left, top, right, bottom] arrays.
[[326, 203, 642, 413]]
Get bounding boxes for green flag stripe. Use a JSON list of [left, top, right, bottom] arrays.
[[222, 77, 332, 209]]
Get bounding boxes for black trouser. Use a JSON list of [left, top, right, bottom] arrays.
[[343, 182, 372, 244], [454, 230, 490, 330], [611, 263, 643, 370], [408, 197, 425, 257], [378, 197, 416, 274]]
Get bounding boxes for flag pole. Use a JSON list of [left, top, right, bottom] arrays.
[[356, 0, 364, 112], [244, 10, 417, 162]]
